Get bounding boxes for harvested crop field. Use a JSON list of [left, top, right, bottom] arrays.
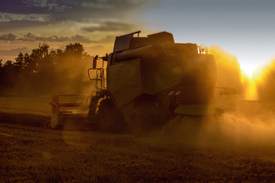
[[1, 96, 275, 182], [0, 96, 52, 127]]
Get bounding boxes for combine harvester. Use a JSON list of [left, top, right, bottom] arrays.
[[49, 31, 235, 134]]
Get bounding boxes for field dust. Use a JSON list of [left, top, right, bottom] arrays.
[[144, 46, 275, 149], [157, 100, 275, 148]]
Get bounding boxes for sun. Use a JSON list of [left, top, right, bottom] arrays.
[[240, 64, 257, 78], [240, 63, 259, 100]]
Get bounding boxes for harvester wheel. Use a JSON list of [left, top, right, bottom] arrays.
[[130, 112, 145, 136], [97, 99, 126, 133], [99, 109, 107, 129], [130, 110, 167, 136], [129, 95, 176, 136]]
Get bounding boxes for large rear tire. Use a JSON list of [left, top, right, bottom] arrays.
[[97, 99, 126, 133], [130, 111, 147, 136], [129, 95, 175, 136]]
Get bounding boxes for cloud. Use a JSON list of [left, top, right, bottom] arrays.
[[0, 32, 115, 44], [41, 0, 48, 7], [0, 33, 17, 41], [0, 0, 71, 25], [0, 0, 158, 38], [75, 0, 158, 22], [80, 0, 156, 11], [83, 21, 137, 33], [0, 12, 51, 22], [22, 0, 70, 12], [81, 1, 116, 10], [0, 0, 68, 15], [19, 32, 70, 42], [1, 0, 157, 22]]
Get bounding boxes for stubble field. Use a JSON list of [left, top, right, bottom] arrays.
[[1, 96, 275, 182]]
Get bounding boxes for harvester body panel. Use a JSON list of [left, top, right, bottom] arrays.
[[107, 58, 143, 108]]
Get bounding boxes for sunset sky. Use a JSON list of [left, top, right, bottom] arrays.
[[1, 0, 275, 76]]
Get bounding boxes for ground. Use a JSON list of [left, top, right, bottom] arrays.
[[1, 96, 275, 182]]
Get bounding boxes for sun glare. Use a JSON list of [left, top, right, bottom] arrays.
[[240, 64, 256, 78], [241, 65, 259, 101], [243, 79, 258, 100]]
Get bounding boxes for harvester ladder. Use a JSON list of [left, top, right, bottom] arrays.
[[87, 56, 107, 124]]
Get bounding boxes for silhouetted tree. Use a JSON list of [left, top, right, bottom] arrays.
[[14, 52, 24, 72], [39, 43, 49, 57], [64, 43, 84, 64], [1, 61, 16, 92], [65, 43, 84, 57], [57, 49, 65, 62], [3, 60, 15, 73], [0, 42, 93, 96], [23, 53, 33, 73], [0, 59, 3, 90]]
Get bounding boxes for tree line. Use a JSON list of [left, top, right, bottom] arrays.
[[0, 43, 94, 96]]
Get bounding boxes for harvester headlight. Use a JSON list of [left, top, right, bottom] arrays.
[[200, 44, 208, 54]]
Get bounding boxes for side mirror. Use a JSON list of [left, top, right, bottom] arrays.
[[93, 55, 98, 69], [102, 53, 109, 61]]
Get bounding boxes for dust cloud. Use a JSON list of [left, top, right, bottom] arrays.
[[252, 57, 275, 101], [51, 58, 94, 95], [47, 56, 108, 96], [209, 46, 243, 94], [153, 46, 275, 149], [158, 107, 275, 148]]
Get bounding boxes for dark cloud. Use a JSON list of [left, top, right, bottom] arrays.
[[0, 0, 156, 22], [18, 32, 71, 42], [0, 0, 157, 61], [0, 33, 17, 41], [0, 12, 51, 22], [0, 0, 71, 14], [23, 0, 71, 12], [0, 32, 115, 44], [0, 0, 36, 14], [0, 0, 157, 36]]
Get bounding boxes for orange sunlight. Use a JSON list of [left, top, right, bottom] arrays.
[[240, 60, 275, 101], [240, 65, 256, 79], [241, 71, 258, 100], [208, 46, 264, 101]]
